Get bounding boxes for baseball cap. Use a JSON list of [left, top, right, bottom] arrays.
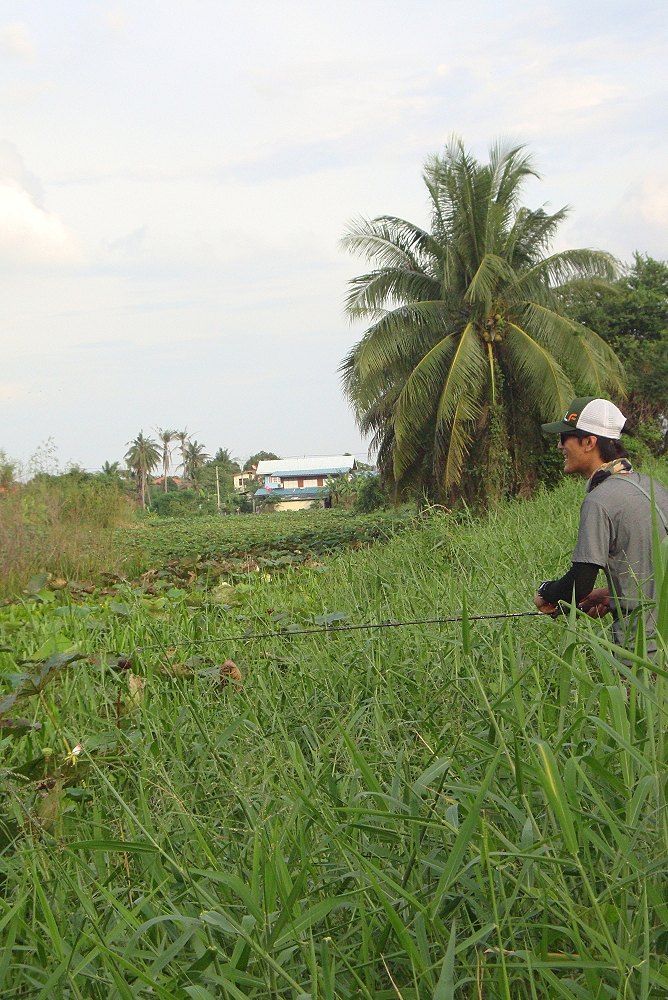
[[541, 397, 627, 439]]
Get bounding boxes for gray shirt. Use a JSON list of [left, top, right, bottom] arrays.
[[572, 471, 668, 649]]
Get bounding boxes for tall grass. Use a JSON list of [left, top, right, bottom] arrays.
[[0, 469, 667, 997], [0, 476, 132, 597]]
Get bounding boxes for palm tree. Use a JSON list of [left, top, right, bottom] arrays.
[[100, 461, 120, 477], [174, 430, 189, 486], [155, 428, 176, 491], [213, 448, 241, 474], [182, 440, 211, 486], [124, 432, 161, 509], [340, 138, 624, 501]]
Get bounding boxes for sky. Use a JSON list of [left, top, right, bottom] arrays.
[[0, 0, 666, 474]]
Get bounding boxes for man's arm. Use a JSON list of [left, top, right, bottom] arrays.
[[534, 562, 602, 615]]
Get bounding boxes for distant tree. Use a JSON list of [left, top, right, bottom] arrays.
[[174, 430, 190, 483], [100, 460, 120, 477], [244, 451, 279, 471], [0, 450, 16, 489], [212, 448, 241, 474], [125, 432, 161, 508], [182, 440, 211, 485], [562, 253, 668, 447], [155, 428, 176, 491]]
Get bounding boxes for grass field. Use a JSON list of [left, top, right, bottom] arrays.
[[1, 470, 667, 998]]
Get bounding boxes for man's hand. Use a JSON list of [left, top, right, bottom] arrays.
[[578, 587, 611, 618], [534, 593, 560, 617]]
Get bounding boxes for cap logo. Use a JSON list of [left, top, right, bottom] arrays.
[[565, 412, 578, 423]]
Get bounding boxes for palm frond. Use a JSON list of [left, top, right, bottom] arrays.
[[521, 302, 625, 395], [465, 253, 516, 311], [503, 321, 573, 415]]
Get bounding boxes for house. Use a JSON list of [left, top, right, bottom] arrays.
[[253, 455, 357, 511], [233, 469, 256, 492]]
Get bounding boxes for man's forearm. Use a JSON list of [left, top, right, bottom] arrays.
[[538, 563, 600, 606]]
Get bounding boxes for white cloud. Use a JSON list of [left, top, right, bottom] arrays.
[[0, 22, 35, 61], [0, 143, 81, 267]]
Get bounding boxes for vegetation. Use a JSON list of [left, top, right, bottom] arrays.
[[341, 138, 624, 503], [118, 506, 413, 577], [125, 433, 161, 509], [0, 471, 132, 596], [563, 253, 668, 452], [1, 465, 667, 997]]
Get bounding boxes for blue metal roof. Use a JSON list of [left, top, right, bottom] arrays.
[[254, 487, 329, 499]]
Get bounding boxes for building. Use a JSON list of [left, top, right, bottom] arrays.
[[233, 470, 256, 492], [253, 455, 357, 511]]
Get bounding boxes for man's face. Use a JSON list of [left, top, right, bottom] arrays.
[[558, 432, 598, 477]]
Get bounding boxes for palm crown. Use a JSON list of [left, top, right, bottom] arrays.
[[340, 139, 624, 499]]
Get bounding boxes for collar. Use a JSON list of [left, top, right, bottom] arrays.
[[587, 458, 633, 492]]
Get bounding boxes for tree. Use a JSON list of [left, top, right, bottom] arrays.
[[212, 448, 241, 474], [0, 450, 16, 490], [155, 428, 176, 491], [244, 451, 279, 471], [181, 440, 211, 486], [340, 138, 624, 502], [100, 460, 120, 477], [124, 432, 161, 509], [562, 254, 668, 446], [174, 430, 190, 484]]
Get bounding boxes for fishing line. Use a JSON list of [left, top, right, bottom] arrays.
[[130, 610, 543, 655]]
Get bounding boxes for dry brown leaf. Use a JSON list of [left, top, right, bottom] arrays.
[[219, 659, 243, 689]]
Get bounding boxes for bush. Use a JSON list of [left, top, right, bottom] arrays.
[[0, 474, 132, 596], [353, 475, 388, 512]]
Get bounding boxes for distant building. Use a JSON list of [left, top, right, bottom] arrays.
[[233, 469, 256, 492], [253, 455, 357, 511]]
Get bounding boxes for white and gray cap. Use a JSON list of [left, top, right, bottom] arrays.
[[541, 397, 627, 440]]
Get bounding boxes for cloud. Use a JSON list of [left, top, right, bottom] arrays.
[[0, 22, 35, 61], [0, 142, 81, 267]]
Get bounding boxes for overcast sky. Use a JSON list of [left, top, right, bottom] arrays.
[[1, 0, 666, 473]]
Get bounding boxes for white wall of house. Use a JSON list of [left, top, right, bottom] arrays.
[[274, 498, 324, 512]]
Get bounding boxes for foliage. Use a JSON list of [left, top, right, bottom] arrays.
[[562, 253, 668, 451], [341, 137, 624, 503], [353, 473, 388, 512], [118, 506, 413, 576], [125, 432, 161, 509], [148, 487, 219, 518], [155, 427, 177, 491], [0, 449, 17, 489], [244, 450, 279, 470], [181, 439, 211, 485], [212, 447, 241, 473], [0, 463, 667, 996], [0, 473, 131, 597]]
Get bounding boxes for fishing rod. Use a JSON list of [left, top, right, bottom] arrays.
[[132, 610, 543, 654]]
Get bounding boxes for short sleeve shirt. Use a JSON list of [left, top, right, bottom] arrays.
[[571, 472, 668, 645]]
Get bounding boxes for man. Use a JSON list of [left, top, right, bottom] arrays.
[[534, 397, 668, 652]]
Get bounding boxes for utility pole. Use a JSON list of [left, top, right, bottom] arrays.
[[215, 466, 221, 514]]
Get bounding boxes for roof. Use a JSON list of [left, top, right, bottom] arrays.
[[256, 455, 356, 476], [254, 487, 328, 499]]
